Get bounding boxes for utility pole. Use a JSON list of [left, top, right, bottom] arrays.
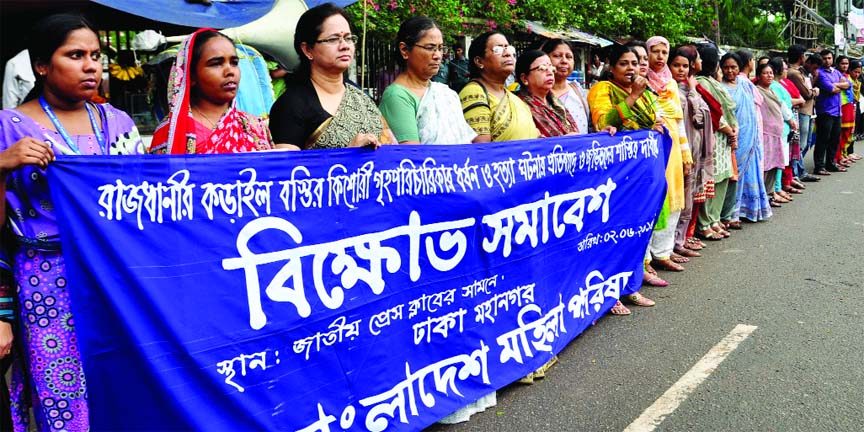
[[836, 0, 850, 53]]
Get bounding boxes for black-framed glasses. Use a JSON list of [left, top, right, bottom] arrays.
[[413, 44, 446, 53], [316, 35, 359, 45], [530, 64, 555, 72]]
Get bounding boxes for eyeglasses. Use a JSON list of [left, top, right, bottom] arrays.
[[414, 44, 445, 53], [316, 34, 359, 45], [530, 63, 555, 72], [490, 45, 516, 56]]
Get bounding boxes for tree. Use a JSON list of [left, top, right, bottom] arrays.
[[344, 0, 744, 46], [712, 0, 789, 48], [567, 0, 715, 43], [345, 1, 518, 43]]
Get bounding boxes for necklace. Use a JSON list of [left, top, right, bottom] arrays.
[[193, 106, 218, 130]]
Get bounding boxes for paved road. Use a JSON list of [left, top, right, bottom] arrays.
[[429, 163, 863, 432]]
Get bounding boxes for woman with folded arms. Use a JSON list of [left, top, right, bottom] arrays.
[[754, 62, 795, 208], [668, 46, 714, 260], [768, 57, 804, 199]]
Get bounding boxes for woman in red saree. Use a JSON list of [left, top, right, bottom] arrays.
[[149, 29, 273, 154], [515, 49, 579, 137]]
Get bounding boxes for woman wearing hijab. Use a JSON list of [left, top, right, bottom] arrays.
[[644, 36, 692, 272]]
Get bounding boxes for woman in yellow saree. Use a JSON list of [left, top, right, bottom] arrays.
[[459, 31, 539, 142]]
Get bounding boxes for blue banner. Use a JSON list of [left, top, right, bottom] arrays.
[[48, 130, 670, 431]]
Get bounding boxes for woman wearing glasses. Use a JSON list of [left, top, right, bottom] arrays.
[[269, 3, 394, 149], [514, 49, 579, 137], [459, 31, 539, 142], [378, 17, 477, 145]]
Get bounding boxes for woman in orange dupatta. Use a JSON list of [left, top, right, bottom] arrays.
[[149, 29, 273, 154]]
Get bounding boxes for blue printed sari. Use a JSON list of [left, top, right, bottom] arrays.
[[725, 78, 772, 222]]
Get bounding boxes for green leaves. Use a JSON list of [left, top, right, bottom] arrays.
[[345, 0, 789, 47], [713, 0, 790, 47]]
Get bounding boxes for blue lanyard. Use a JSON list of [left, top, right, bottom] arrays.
[[39, 96, 106, 155]]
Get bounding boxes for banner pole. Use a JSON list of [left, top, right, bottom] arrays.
[[361, 0, 368, 91]]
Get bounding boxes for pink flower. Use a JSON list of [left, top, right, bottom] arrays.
[[509, 0, 516, 4]]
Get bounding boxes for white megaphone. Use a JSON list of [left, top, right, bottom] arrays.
[[221, 0, 309, 70]]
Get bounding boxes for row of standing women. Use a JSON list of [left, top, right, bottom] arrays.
[[0, 6, 581, 430], [0, 2, 837, 429], [0, 5, 385, 430]]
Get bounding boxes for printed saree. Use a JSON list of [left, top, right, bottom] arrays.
[[149, 28, 273, 155], [460, 81, 539, 142], [306, 84, 394, 149], [520, 92, 578, 137], [416, 82, 477, 144]]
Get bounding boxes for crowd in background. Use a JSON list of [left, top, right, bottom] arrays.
[[0, 2, 861, 430]]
